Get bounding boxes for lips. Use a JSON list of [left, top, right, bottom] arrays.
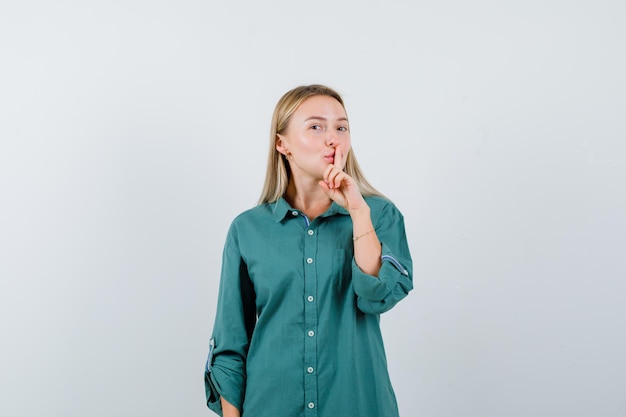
[[323, 152, 335, 164]]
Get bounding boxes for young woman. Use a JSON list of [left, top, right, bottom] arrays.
[[205, 84, 413, 417]]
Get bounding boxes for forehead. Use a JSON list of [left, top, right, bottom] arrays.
[[293, 95, 347, 120]]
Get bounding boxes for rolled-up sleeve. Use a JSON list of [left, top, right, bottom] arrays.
[[352, 201, 413, 315], [205, 226, 256, 415]]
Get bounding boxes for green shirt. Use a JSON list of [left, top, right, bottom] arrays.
[[205, 196, 413, 417]]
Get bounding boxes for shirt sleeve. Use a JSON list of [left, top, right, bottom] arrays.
[[205, 225, 256, 415], [352, 200, 413, 315]]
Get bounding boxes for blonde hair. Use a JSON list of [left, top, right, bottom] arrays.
[[258, 84, 384, 204]]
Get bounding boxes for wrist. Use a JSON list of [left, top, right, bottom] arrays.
[[348, 204, 370, 219]]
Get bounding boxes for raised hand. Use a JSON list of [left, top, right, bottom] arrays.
[[318, 146, 366, 213]]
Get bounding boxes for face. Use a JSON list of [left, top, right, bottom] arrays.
[[276, 95, 351, 182]]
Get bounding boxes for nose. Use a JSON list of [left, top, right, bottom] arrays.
[[325, 132, 337, 147]]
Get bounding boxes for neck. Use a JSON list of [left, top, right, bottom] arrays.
[[284, 178, 332, 220]]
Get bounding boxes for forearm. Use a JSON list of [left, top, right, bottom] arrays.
[[221, 397, 241, 417], [350, 206, 382, 276]]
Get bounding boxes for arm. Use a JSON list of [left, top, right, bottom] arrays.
[[319, 148, 413, 314], [205, 224, 256, 416], [352, 201, 413, 314]]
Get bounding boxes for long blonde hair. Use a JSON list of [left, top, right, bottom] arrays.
[[258, 84, 384, 204]]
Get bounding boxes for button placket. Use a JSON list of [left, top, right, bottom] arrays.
[[303, 224, 318, 416]]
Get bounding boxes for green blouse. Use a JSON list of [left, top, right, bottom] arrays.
[[205, 196, 413, 417]]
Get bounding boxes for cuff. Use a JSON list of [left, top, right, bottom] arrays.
[[352, 243, 412, 314]]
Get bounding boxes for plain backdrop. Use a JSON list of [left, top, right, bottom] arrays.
[[1, 1, 625, 416]]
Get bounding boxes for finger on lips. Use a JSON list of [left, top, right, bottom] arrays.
[[334, 146, 341, 167]]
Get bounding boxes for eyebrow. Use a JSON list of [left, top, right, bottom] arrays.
[[304, 116, 349, 122]]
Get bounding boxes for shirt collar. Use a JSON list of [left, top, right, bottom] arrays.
[[271, 197, 349, 223]]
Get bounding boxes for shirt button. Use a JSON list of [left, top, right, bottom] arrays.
[[307, 367, 314, 373], [306, 258, 313, 264], [292, 211, 298, 216], [308, 330, 315, 337], [308, 402, 315, 409], [307, 295, 314, 302], [308, 229, 314, 235]]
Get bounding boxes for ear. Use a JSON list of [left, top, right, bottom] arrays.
[[276, 134, 289, 156]]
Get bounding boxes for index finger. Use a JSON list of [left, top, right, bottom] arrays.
[[335, 145, 344, 170]]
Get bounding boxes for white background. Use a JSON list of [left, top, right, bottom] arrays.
[[1, 1, 625, 416]]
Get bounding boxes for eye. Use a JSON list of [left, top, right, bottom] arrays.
[[337, 126, 348, 132], [310, 124, 322, 130]]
